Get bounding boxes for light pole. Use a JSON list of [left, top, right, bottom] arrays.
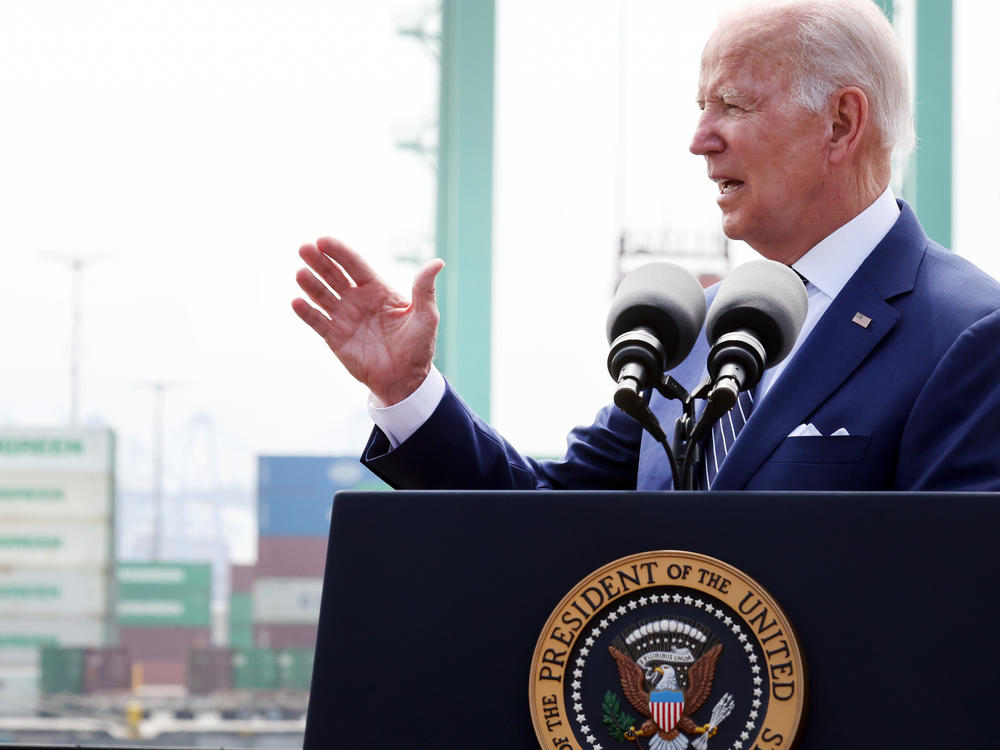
[[137, 380, 183, 561], [41, 253, 106, 426]]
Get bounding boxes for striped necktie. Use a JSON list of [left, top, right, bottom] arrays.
[[699, 388, 756, 490]]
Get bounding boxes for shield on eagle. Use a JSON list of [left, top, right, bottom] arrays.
[[649, 688, 685, 733]]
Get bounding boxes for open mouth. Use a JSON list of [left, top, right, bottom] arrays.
[[716, 179, 744, 195]]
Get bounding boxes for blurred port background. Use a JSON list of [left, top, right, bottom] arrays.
[[0, 431, 381, 747]]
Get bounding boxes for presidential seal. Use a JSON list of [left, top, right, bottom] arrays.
[[529, 551, 806, 750]]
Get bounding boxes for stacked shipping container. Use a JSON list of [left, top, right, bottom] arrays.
[[0, 436, 387, 697], [117, 562, 213, 687], [40, 646, 131, 694], [229, 564, 255, 649], [253, 456, 384, 650], [0, 428, 116, 710], [183, 457, 379, 695], [186, 646, 315, 693]]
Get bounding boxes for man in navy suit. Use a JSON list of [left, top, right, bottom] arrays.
[[293, 0, 1000, 491]]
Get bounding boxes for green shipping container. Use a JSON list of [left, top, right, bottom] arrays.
[[116, 593, 211, 627], [231, 648, 280, 690], [278, 648, 315, 691], [229, 593, 254, 647], [229, 622, 254, 649], [116, 562, 212, 626], [229, 593, 252, 625], [117, 562, 211, 598], [41, 647, 85, 694]]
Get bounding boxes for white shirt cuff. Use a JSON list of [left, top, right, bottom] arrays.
[[366, 366, 447, 448]]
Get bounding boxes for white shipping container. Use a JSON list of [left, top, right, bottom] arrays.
[[0, 520, 111, 567], [0, 568, 111, 618], [0, 616, 107, 651], [0, 648, 40, 668], [0, 428, 113, 474], [252, 577, 324, 624], [0, 666, 40, 715], [0, 472, 113, 520]]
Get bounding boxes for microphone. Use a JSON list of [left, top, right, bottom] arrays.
[[703, 259, 809, 411], [606, 262, 707, 413]]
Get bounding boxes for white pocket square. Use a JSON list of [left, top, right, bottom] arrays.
[[788, 423, 850, 437]]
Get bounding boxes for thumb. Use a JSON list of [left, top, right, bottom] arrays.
[[412, 258, 445, 313]]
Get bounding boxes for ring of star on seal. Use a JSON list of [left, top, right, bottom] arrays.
[[529, 551, 807, 750]]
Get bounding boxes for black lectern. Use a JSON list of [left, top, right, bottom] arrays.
[[304, 491, 1000, 749]]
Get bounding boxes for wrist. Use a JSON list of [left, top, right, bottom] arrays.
[[372, 367, 432, 407], [368, 367, 446, 447]]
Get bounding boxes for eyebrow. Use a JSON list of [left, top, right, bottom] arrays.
[[696, 86, 756, 108]]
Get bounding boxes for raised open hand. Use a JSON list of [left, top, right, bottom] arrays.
[[292, 237, 445, 405]]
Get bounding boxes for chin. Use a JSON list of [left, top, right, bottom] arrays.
[[718, 215, 746, 242]]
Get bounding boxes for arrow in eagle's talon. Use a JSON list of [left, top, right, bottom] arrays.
[[690, 693, 735, 750]]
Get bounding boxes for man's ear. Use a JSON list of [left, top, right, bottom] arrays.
[[828, 86, 869, 163]]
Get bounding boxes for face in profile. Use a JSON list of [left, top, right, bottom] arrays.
[[690, 18, 831, 264]]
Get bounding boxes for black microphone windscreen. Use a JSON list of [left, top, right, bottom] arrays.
[[705, 259, 808, 366], [606, 262, 707, 370]]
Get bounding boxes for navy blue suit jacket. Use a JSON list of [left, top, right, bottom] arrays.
[[363, 203, 1000, 491]]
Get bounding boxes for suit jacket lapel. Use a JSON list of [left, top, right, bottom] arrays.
[[711, 201, 927, 490]]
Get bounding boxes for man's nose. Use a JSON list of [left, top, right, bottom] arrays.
[[690, 114, 724, 155]]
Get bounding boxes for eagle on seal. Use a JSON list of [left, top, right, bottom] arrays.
[[608, 643, 723, 750]]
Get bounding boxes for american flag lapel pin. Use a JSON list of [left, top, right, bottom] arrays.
[[852, 312, 872, 328]]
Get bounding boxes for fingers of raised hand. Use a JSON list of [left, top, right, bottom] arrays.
[[291, 296, 339, 346], [295, 262, 343, 316], [298, 243, 354, 296], [315, 237, 379, 287]]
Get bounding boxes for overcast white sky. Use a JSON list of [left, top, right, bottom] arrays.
[[0, 1, 996, 495]]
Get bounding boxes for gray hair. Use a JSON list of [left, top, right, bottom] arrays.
[[729, 0, 915, 156]]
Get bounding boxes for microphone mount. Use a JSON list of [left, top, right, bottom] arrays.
[[608, 327, 667, 395], [608, 370, 712, 491], [608, 329, 765, 491], [705, 329, 767, 412]]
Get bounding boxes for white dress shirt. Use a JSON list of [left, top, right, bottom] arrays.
[[370, 187, 901, 447], [757, 186, 900, 399]]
